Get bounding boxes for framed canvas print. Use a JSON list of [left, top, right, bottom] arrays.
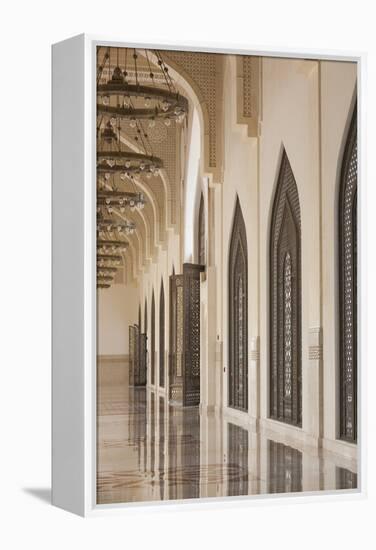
[[52, 35, 364, 516]]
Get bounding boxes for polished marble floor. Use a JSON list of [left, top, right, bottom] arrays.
[[97, 360, 358, 505]]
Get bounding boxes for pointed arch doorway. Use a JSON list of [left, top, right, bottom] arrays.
[[228, 198, 248, 411]]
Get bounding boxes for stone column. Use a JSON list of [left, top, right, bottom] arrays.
[[249, 336, 260, 426], [305, 327, 323, 444]]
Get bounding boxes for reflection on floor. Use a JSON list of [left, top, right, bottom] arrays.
[[97, 360, 357, 505]]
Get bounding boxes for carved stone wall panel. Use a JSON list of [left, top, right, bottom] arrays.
[[152, 121, 180, 227], [236, 56, 261, 137], [163, 51, 224, 179], [126, 209, 149, 266], [143, 202, 157, 260]]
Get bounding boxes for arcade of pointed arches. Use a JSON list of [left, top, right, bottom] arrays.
[[97, 53, 358, 466]]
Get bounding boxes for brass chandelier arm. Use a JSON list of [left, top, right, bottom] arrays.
[[97, 150, 163, 173], [97, 266, 117, 273], [97, 254, 123, 261], [97, 151, 163, 164], [97, 275, 114, 282], [97, 83, 188, 120], [97, 240, 129, 247], [97, 190, 139, 200], [97, 218, 135, 226]]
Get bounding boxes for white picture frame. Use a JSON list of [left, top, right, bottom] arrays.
[[52, 34, 366, 517]]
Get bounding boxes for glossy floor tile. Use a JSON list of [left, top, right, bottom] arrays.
[[97, 361, 358, 505]]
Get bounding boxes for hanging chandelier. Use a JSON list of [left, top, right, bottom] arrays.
[[97, 253, 123, 266], [97, 48, 188, 126], [97, 219, 136, 235], [96, 46, 186, 290], [97, 274, 114, 282], [97, 266, 117, 275], [97, 121, 163, 185], [97, 190, 146, 212], [97, 240, 128, 254], [97, 151, 163, 178]]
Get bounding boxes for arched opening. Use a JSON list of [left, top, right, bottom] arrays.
[[151, 291, 155, 386], [339, 104, 357, 442], [269, 150, 301, 427], [228, 197, 248, 411], [198, 192, 205, 265], [159, 280, 165, 388], [144, 299, 148, 333]]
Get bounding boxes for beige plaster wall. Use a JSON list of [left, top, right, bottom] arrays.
[[97, 280, 139, 356]]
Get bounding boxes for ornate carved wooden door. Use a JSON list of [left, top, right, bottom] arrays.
[[270, 151, 302, 426], [169, 273, 184, 403], [228, 198, 248, 411], [339, 105, 357, 442], [168, 264, 203, 406]]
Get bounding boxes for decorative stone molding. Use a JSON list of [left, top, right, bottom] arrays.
[[250, 336, 260, 361], [236, 56, 261, 137], [308, 327, 323, 361], [308, 346, 323, 361]]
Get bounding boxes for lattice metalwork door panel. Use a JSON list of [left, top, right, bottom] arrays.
[[159, 282, 165, 388], [182, 263, 203, 406], [228, 199, 248, 411], [138, 333, 147, 386], [270, 152, 302, 426], [132, 324, 140, 387], [129, 325, 136, 386], [169, 273, 184, 403], [339, 106, 357, 442]]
